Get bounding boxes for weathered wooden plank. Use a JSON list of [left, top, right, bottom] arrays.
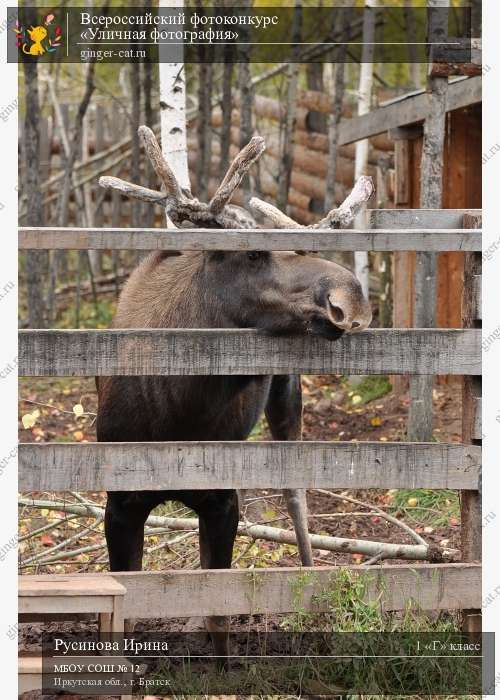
[[22, 564, 481, 617], [19, 576, 125, 597], [338, 76, 481, 145], [18, 328, 481, 377], [19, 596, 114, 615], [366, 208, 481, 230], [18, 441, 481, 492], [18, 227, 481, 252]]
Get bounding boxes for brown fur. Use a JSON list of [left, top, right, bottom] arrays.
[[97, 249, 370, 573]]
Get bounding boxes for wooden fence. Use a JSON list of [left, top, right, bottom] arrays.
[[18, 208, 482, 623]]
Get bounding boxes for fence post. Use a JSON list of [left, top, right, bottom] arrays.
[[408, 1, 449, 441], [461, 211, 482, 633]]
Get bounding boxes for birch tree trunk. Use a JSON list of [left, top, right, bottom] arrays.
[[159, 0, 190, 193], [408, 0, 449, 442], [353, 0, 377, 300]]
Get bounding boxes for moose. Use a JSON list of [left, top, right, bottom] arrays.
[[97, 126, 372, 650]]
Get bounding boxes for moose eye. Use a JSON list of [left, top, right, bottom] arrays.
[[247, 251, 263, 262]]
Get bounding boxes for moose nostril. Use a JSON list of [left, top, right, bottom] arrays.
[[328, 303, 345, 325], [352, 321, 360, 329]]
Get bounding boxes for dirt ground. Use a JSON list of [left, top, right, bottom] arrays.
[[18, 374, 463, 574]]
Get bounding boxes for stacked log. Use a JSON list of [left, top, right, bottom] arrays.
[[188, 88, 396, 222]]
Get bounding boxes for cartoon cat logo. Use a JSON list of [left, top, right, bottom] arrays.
[[23, 25, 48, 56], [13, 13, 62, 56]]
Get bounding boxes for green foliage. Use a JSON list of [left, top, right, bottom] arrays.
[[344, 375, 392, 408], [388, 489, 460, 528]]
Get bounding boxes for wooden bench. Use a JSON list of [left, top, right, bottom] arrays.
[[18, 655, 42, 695], [19, 575, 126, 696]]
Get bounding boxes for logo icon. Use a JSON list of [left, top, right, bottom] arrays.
[[13, 13, 62, 56]]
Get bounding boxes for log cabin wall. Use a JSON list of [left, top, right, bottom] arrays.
[[393, 102, 481, 386]]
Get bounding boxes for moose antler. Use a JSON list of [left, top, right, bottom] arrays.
[[249, 175, 374, 230], [99, 125, 374, 238], [99, 126, 264, 230]]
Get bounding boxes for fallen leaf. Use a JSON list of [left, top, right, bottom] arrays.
[[370, 416, 382, 427], [40, 534, 54, 546], [423, 526, 434, 534], [73, 430, 84, 442], [449, 516, 459, 526], [407, 497, 418, 507], [351, 395, 362, 405], [21, 413, 36, 429], [73, 403, 84, 417]]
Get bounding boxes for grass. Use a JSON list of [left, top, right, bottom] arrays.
[[148, 570, 478, 697], [387, 488, 460, 528]]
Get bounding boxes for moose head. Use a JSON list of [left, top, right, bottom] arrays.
[[99, 127, 372, 340]]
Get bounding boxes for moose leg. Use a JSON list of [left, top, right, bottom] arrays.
[[105, 492, 156, 571], [105, 492, 164, 635], [195, 490, 239, 666], [265, 375, 314, 567]]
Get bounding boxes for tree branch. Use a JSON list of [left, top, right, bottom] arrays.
[[19, 496, 452, 562]]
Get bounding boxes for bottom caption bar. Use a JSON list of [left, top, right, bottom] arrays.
[[40, 631, 494, 696]]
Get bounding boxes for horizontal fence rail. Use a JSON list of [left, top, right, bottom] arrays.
[[338, 76, 481, 145], [22, 564, 481, 618], [19, 226, 481, 252], [18, 441, 481, 492], [365, 208, 481, 229], [18, 328, 481, 376]]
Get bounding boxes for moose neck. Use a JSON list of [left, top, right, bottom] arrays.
[[114, 251, 233, 330]]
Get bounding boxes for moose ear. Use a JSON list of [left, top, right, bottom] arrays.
[[206, 251, 226, 263]]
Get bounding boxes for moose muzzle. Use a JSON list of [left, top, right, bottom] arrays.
[[326, 288, 372, 332]]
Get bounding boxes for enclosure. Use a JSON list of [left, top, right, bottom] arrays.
[[16, 1, 483, 697]]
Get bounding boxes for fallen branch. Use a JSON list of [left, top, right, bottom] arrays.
[[312, 489, 427, 547], [19, 497, 450, 562]]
